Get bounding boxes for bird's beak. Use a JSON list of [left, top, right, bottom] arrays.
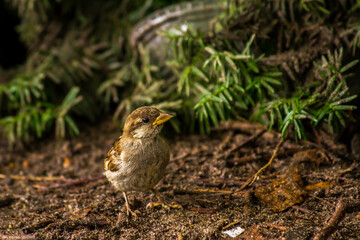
[[153, 112, 173, 125]]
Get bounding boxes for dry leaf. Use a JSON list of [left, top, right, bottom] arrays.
[[293, 149, 329, 164], [305, 181, 334, 191], [254, 167, 306, 212], [71, 205, 94, 220]]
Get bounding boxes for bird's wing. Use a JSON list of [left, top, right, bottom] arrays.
[[104, 137, 122, 172]]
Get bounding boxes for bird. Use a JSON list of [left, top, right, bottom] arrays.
[[104, 106, 179, 218]]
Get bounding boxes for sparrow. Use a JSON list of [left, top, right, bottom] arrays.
[[104, 106, 178, 218]]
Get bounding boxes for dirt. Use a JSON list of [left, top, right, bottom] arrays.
[[0, 119, 359, 239]]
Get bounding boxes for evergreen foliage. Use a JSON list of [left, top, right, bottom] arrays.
[[0, 0, 359, 146]]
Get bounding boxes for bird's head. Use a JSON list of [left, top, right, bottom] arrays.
[[123, 106, 173, 138]]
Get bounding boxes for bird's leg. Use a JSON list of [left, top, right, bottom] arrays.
[[122, 192, 138, 218], [146, 189, 182, 210]]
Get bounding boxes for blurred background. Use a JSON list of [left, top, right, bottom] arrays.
[[0, 0, 359, 148]]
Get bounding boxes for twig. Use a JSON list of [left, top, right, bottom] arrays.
[[35, 175, 105, 190], [217, 129, 266, 160], [0, 234, 36, 240], [215, 131, 234, 154], [175, 188, 246, 199], [263, 222, 287, 231], [228, 129, 266, 155], [310, 124, 323, 147], [199, 178, 248, 187], [171, 152, 190, 162], [222, 220, 242, 230], [292, 205, 312, 214], [313, 199, 345, 240], [309, 194, 335, 207], [189, 188, 233, 194], [174, 188, 234, 195], [238, 137, 284, 190], [0, 174, 67, 181], [313, 199, 360, 240]]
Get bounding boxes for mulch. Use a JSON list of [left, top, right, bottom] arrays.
[[0, 119, 359, 239]]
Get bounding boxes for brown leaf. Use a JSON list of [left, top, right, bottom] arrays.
[[254, 167, 306, 212], [71, 205, 94, 220], [293, 149, 329, 164]]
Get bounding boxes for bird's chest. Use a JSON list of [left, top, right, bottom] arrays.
[[111, 137, 169, 191], [122, 137, 168, 166]]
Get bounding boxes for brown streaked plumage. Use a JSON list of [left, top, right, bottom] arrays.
[[104, 106, 176, 218]]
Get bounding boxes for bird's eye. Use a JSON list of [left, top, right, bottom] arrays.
[[142, 118, 149, 123]]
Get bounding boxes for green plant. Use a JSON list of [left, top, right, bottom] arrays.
[[155, 1, 359, 138], [0, 86, 82, 146], [192, 38, 282, 133], [1, 0, 360, 145], [1, 0, 160, 145], [265, 49, 358, 140]]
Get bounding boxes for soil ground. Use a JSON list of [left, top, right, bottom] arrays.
[[0, 119, 359, 239]]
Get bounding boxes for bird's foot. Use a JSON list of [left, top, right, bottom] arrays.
[[119, 192, 140, 221], [147, 188, 182, 211], [117, 205, 140, 224], [125, 207, 140, 219]]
